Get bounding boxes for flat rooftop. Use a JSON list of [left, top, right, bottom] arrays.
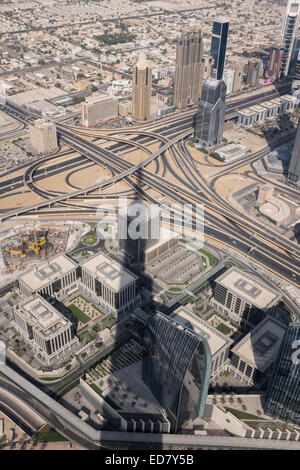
[[19, 254, 78, 292], [81, 252, 137, 291], [85, 93, 116, 105], [218, 143, 246, 156], [19, 295, 69, 336], [172, 307, 233, 356], [215, 267, 280, 309], [231, 316, 286, 372]]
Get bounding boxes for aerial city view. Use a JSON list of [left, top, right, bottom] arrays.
[[0, 0, 299, 456]]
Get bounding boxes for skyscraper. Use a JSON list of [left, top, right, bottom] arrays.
[[289, 36, 300, 76], [265, 323, 300, 426], [246, 58, 263, 87], [132, 53, 152, 121], [288, 117, 300, 185], [194, 78, 226, 148], [281, 0, 300, 76], [265, 46, 284, 81], [173, 31, 203, 110], [210, 18, 230, 80], [231, 62, 244, 94], [142, 312, 211, 432]]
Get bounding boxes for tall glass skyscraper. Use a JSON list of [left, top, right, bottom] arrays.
[[142, 312, 211, 432], [288, 118, 300, 185], [210, 18, 230, 80], [194, 78, 226, 148], [281, 0, 300, 76], [266, 323, 300, 425]]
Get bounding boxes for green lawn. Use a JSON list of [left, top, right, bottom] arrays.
[[33, 425, 68, 442], [68, 304, 90, 324], [225, 407, 265, 421], [198, 249, 219, 268], [216, 322, 232, 335], [169, 287, 182, 292]]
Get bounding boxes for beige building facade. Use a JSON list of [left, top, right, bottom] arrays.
[[132, 53, 152, 121], [29, 119, 57, 154]]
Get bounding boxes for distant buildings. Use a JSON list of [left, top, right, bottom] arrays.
[[12, 295, 78, 365], [231, 63, 244, 94], [29, 119, 57, 154], [210, 267, 281, 328], [194, 78, 226, 148], [266, 323, 300, 425], [246, 58, 263, 88], [265, 46, 284, 81], [288, 117, 300, 185], [210, 18, 230, 80], [132, 53, 152, 121], [142, 311, 211, 432], [173, 32, 203, 110], [223, 69, 234, 95], [281, 0, 300, 76], [81, 94, 118, 127]]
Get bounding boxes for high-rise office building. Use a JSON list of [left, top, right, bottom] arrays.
[[29, 119, 57, 154], [265, 46, 284, 80], [231, 63, 244, 93], [288, 117, 300, 185], [210, 18, 230, 80], [294, 50, 300, 79], [289, 36, 300, 76], [246, 58, 263, 87], [194, 78, 226, 148], [132, 53, 152, 121], [223, 69, 234, 95], [265, 323, 300, 426], [142, 312, 211, 432], [173, 32, 203, 110], [281, 0, 300, 76]]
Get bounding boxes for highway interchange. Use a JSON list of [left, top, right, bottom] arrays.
[[0, 86, 300, 449]]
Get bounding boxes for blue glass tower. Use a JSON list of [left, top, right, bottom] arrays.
[[142, 312, 212, 432], [210, 18, 229, 80], [266, 323, 300, 425]]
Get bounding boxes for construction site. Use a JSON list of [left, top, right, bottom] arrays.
[[0, 224, 70, 274]]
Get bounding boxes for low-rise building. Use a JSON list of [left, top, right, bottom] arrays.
[[29, 119, 57, 154], [81, 93, 118, 126], [216, 143, 246, 162], [12, 295, 78, 364], [210, 267, 281, 328], [237, 94, 298, 127], [18, 254, 78, 298], [81, 252, 140, 316], [229, 316, 286, 385]]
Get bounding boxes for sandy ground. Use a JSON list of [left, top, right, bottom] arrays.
[[223, 126, 267, 152]]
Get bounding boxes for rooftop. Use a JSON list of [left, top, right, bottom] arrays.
[[18, 295, 70, 336], [81, 252, 137, 291], [19, 254, 77, 292], [231, 316, 287, 372], [215, 267, 281, 309], [172, 306, 233, 356]]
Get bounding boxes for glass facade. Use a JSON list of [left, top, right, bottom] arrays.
[[194, 79, 226, 147], [266, 323, 300, 425], [210, 19, 229, 80], [142, 312, 211, 432]]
